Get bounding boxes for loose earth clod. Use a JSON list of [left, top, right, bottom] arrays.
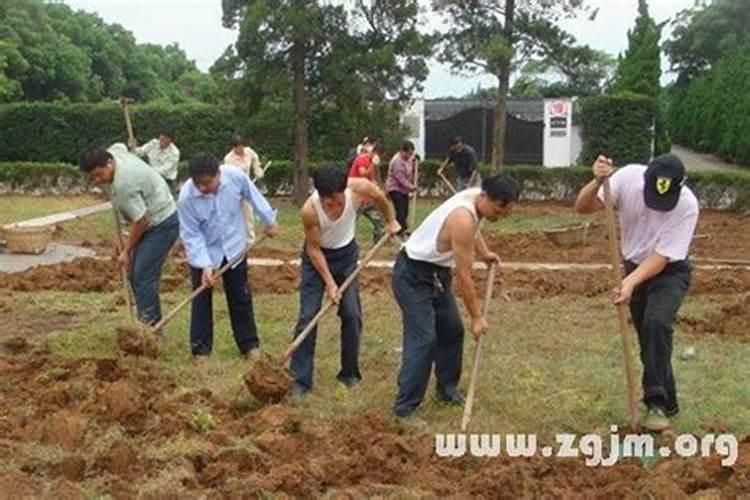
[[244, 352, 294, 403], [116, 325, 160, 359]]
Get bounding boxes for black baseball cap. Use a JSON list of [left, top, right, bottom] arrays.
[[643, 154, 686, 212]]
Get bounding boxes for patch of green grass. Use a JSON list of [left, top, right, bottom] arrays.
[[2, 195, 595, 253], [0, 194, 104, 225]]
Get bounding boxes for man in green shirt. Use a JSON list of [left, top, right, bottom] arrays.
[[79, 144, 180, 326]]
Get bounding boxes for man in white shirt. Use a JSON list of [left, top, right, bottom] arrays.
[[132, 129, 180, 195], [224, 135, 264, 181], [391, 174, 517, 418], [575, 153, 699, 432], [291, 164, 400, 397], [224, 135, 265, 242]]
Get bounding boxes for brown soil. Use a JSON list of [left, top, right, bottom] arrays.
[[0, 257, 185, 294], [0, 353, 747, 497], [115, 325, 161, 358], [680, 294, 750, 340], [244, 352, 294, 403]]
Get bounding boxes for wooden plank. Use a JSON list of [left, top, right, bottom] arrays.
[[11, 202, 112, 228]]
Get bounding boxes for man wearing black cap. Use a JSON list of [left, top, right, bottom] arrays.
[[575, 154, 699, 432]]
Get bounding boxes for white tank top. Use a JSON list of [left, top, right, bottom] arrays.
[[405, 188, 480, 267], [311, 188, 359, 249]]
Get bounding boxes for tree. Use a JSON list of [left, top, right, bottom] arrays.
[[665, 0, 750, 87], [0, 0, 217, 103], [611, 0, 662, 97], [222, 0, 431, 204], [433, 0, 591, 169], [510, 49, 614, 98], [611, 0, 669, 156]]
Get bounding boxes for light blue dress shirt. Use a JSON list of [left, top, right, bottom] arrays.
[[178, 165, 277, 269]]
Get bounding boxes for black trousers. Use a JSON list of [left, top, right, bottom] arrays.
[[389, 190, 409, 235], [189, 258, 258, 356], [392, 252, 464, 416], [624, 260, 691, 414]]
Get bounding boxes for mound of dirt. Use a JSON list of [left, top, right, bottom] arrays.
[[680, 294, 750, 340], [116, 325, 161, 358], [244, 353, 294, 403]]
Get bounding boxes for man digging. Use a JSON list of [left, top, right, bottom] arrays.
[[79, 144, 180, 329], [290, 164, 400, 396], [392, 174, 518, 418], [178, 153, 278, 366], [575, 154, 699, 432]]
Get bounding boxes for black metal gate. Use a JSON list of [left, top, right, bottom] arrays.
[[425, 107, 543, 164]]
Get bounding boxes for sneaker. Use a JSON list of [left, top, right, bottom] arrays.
[[640, 407, 670, 432]]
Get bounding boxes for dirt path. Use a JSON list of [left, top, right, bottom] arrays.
[[672, 144, 745, 171]]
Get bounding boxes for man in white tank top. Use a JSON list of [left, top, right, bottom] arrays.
[[392, 174, 519, 418], [290, 164, 400, 396], [575, 153, 698, 432]]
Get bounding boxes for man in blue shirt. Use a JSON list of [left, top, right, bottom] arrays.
[[178, 153, 279, 365]]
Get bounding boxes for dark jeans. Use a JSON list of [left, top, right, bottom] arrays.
[[129, 211, 179, 324], [624, 260, 691, 414], [290, 239, 362, 390], [389, 191, 409, 235], [392, 251, 464, 417], [189, 257, 258, 356], [358, 203, 384, 244]]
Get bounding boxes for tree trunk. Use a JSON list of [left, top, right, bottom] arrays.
[[292, 42, 309, 206], [491, 0, 515, 171]]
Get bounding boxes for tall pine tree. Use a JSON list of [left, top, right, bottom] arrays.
[[612, 0, 670, 155]]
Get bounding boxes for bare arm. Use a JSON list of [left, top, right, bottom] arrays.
[[301, 203, 339, 302], [348, 177, 400, 235], [615, 252, 669, 304], [448, 211, 482, 321], [575, 155, 613, 214]]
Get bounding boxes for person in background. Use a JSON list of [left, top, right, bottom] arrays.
[[441, 136, 480, 191], [348, 140, 386, 243], [224, 135, 265, 243], [131, 129, 180, 196], [386, 140, 417, 239], [224, 134, 264, 182]]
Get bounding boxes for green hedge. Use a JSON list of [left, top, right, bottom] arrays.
[[4, 160, 749, 212], [0, 101, 406, 165], [579, 93, 657, 166]]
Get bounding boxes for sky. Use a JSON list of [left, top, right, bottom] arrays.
[[63, 0, 698, 98]]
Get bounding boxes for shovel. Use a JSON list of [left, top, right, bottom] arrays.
[[120, 97, 136, 148], [460, 262, 497, 432], [244, 232, 392, 403], [602, 177, 639, 431], [111, 207, 136, 321]]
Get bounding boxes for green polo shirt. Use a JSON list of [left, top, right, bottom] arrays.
[[107, 143, 176, 227]]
